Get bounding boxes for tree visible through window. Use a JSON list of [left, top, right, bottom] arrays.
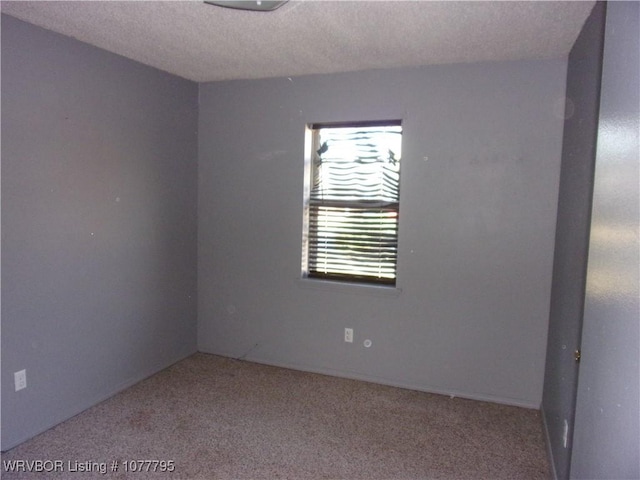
[[302, 121, 402, 286]]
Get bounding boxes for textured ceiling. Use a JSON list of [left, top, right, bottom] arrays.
[[1, 1, 595, 82]]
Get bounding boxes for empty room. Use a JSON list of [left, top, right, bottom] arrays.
[[1, 1, 638, 479]]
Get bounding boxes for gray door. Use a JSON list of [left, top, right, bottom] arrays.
[[541, 3, 605, 479], [570, 2, 640, 478]]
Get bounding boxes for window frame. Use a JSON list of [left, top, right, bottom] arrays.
[[301, 120, 403, 288]]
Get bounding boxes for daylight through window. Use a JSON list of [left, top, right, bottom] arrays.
[[302, 121, 402, 286]]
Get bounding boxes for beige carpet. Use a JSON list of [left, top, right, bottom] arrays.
[[2, 353, 550, 479]]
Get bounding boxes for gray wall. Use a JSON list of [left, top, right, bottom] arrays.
[[1, 15, 198, 450], [542, 3, 606, 479], [571, 1, 640, 478], [198, 60, 567, 408]]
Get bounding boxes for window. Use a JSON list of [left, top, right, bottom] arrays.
[[302, 120, 402, 286]]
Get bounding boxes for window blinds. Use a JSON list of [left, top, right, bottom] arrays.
[[305, 121, 402, 285]]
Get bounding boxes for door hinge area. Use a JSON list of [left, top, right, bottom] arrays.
[[574, 349, 581, 362]]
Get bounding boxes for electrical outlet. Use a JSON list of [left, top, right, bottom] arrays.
[[14, 369, 27, 392], [344, 328, 353, 343]]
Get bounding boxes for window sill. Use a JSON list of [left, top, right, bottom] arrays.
[[297, 277, 402, 297]]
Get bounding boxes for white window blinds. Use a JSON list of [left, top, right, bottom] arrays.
[[303, 121, 402, 286]]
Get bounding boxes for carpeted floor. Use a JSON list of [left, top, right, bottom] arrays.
[[1, 353, 550, 479]]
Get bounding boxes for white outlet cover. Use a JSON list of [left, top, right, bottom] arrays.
[[14, 369, 27, 391], [344, 328, 353, 343]]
